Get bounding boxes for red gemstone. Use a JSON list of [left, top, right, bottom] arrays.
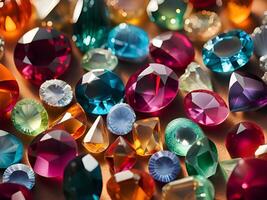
[[14, 27, 72, 86], [150, 32, 195, 69], [226, 122, 265, 158], [184, 90, 229, 126], [189, 0, 217, 9], [0, 183, 32, 200]]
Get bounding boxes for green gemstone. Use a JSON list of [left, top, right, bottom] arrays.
[[220, 158, 240, 179], [11, 99, 49, 136], [185, 137, 218, 178], [165, 118, 205, 156]]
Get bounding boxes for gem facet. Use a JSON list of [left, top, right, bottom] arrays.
[[260, 55, 267, 72], [202, 29, 253, 73], [220, 158, 240, 179], [0, 183, 32, 200], [255, 144, 267, 160], [189, 0, 217, 9], [125, 63, 179, 113], [0, 37, 4, 60], [226, 0, 253, 24], [252, 25, 267, 57]]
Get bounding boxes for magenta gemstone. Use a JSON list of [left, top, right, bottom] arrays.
[[226, 122, 265, 158], [184, 89, 229, 126], [227, 158, 267, 200], [125, 63, 179, 113], [189, 0, 217, 9], [0, 183, 32, 200], [14, 27, 72, 86], [149, 32, 195, 69], [27, 129, 78, 178]]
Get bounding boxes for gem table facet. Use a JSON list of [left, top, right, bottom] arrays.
[[0, 183, 32, 200], [227, 0, 253, 24], [255, 144, 267, 160]]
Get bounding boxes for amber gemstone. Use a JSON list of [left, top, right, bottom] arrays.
[[227, 0, 253, 24]]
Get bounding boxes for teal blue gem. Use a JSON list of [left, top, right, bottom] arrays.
[[202, 29, 253, 73], [108, 23, 149, 62]]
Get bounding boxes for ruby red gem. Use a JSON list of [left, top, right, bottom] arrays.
[[184, 89, 229, 126], [189, 0, 217, 9], [14, 27, 72, 86], [226, 122, 265, 158], [0, 183, 32, 200], [150, 32, 195, 69]]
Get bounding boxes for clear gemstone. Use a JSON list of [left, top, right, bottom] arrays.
[[260, 55, 267, 72], [252, 25, 267, 57]]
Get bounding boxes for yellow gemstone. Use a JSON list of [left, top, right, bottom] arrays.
[[132, 117, 163, 156], [227, 0, 253, 24], [83, 116, 109, 153]]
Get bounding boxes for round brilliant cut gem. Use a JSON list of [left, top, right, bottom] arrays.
[[252, 25, 267, 57], [0, 183, 32, 200], [189, 0, 217, 9]]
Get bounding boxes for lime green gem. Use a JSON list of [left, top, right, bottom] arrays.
[[11, 99, 48, 136]]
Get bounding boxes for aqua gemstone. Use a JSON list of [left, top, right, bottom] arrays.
[[202, 29, 253, 73], [108, 23, 149, 62]]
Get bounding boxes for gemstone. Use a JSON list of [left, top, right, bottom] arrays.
[[2, 164, 35, 190], [184, 90, 229, 126], [263, 11, 267, 25], [148, 150, 180, 183], [0, 36, 4, 60], [75, 69, 125, 115], [255, 144, 267, 160], [39, 79, 73, 108], [189, 0, 217, 9], [165, 118, 205, 156], [184, 11, 222, 42], [260, 55, 267, 72], [147, 0, 192, 30], [220, 158, 240, 179], [107, 23, 149, 62], [228, 72, 267, 112], [107, 169, 155, 200], [0, 183, 32, 200], [107, 103, 136, 136], [227, 158, 267, 200], [149, 32, 195, 69], [82, 48, 118, 72], [63, 154, 103, 200], [125, 63, 179, 113], [179, 62, 213, 93], [262, 72, 267, 84], [14, 27, 72, 86], [73, 0, 110, 53], [83, 116, 109, 154], [0, 130, 23, 169], [226, 122, 265, 158], [132, 117, 163, 156], [0, 64, 19, 116], [185, 137, 218, 178], [226, 0, 253, 24], [162, 175, 215, 200], [202, 29, 253, 73], [27, 129, 78, 178], [49, 103, 87, 140], [11, 99, 49, 136], [104, 136, 136, 173], [252, 25, 267, 57]]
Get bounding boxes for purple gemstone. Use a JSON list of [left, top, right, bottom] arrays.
[[228, 72, 267, 112], [0, 183, 32, 200]]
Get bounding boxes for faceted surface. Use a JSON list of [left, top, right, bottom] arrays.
[[148, 151, 180, 183], [150, 32, 195, 69], [50, 103, 87, 140], [165, 118, 205, 156], [14, 27, 72, 86], [11, 99, 49, 136], [226, 122, 265, 158], [228, 72, 267, 112], [0, 183, 32, 200], [108, 23, 149, 62], [202, 29, 253, 73], [162, 175, 215, 200], [0, 130, 23, 169], [255, 144, 267, 160], [133, 117, 163, 156], [252, 25, 267, 57], [75, 69, 125, 115], [0, 37, 4, 60], [104, 136, 136, 173], [189, 0, 217, 9], [179, 62, 213, 93], [185, 137, 218, 178], [83, 116, 109, 153], [107, 103, 136, 135], [82, 48, 118, 71], [107, 169, 155, 200], [227, 0, 253, 24], [63, 154, 103, 200], [125, 63, 179, 113], [0, 64, 19, 116], [220, 158, 241, 179], [260, 55, 267, 72], [27, 129, 78, 178], [184, 90, 229, 126]]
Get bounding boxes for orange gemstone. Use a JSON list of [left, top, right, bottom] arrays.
[[227, 0, 253, 24]]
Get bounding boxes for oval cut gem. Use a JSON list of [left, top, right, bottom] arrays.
[[0, 183, 32, 200]]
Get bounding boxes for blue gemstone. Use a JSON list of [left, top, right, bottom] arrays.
[[148, 150, 181, 183], [0, 130, 23, 169], [75, 69, 125, 115], [2, 164, 35, 190], [108, 23, 149, 62], [202, 29, 253, 73], [107, 103, 136, 135]]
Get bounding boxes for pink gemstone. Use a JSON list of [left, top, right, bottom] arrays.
[[0, 183, 32, 200], [27, 129, 78, 178], [226, 122, 265, 158], [150, 32, 195, 69], [14, 27, 72, 86], [184, 90, 229, 126], [125, 63, 179, 113]]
